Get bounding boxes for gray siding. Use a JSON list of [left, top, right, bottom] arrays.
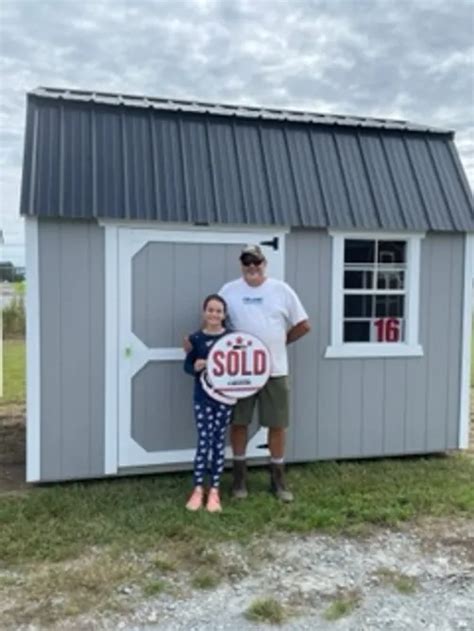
[[35, 221, 465, 481], [287, 231, 465, 461], [38, 219, 105, 480]]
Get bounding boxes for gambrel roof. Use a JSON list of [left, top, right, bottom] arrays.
[[21, 87, 473, 231]]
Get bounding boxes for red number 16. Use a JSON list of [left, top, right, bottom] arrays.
[[374, 318, 400, 343]]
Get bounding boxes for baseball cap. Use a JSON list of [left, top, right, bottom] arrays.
[[239, 244, 265, 262]]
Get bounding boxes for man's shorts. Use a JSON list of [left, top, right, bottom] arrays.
[[231, 376, 289, 429]]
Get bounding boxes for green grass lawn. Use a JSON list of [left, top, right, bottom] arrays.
[[1, 339, 25, 406], [1, 455, 473, 566]]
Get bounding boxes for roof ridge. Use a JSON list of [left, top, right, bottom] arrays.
[[28, 86, 454, 135]]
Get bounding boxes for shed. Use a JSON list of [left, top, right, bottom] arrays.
[[21, 87, 474, 482]]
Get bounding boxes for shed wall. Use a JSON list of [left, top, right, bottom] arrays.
[[286, 230, 464, 461], [38, 219, 105, 480], [36, 221, 465, 480]]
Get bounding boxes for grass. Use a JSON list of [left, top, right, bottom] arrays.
[[244, 597, 287, 624], [374, 567, 418, 594], [471, 321, 474, 386], [1, 339, 25, 406], [323, 590, 361, 621], [191, 571, 221, 589], [1, 455, 473, 566], [1, 552, 144, 626], [142, 578, 168, 596]]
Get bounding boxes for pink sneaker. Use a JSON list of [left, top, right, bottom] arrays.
[[186, 486, 204, 511], [206, 488, 222, 513]]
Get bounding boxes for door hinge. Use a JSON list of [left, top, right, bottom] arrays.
[[259, 237, 279, 251]]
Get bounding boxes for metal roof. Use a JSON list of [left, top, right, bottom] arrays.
[[20, 87, 473, 231]]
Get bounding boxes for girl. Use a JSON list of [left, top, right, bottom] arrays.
[[184, 294, 234, 512]]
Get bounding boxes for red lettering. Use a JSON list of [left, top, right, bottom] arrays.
[[241, 350, 252, 376], [254, 350, 266, 375], [212, 350, 225, 376], [227, 350, 239, 376]]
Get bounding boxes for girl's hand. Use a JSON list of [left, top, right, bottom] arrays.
[[194, 359, 207, 372]]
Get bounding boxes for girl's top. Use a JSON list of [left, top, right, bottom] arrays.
[[184, 329, 230, 403]]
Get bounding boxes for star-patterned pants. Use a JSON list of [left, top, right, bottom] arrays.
[[193, 397, 233, 488]]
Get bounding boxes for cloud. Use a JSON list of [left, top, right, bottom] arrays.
[[1, 0, 473, 259]]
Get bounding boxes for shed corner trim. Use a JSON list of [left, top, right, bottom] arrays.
[[25, 217, 41, 482], [459, 232, 474, 448]]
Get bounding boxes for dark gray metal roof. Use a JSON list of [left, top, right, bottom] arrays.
[[20, 87, 473, 231]]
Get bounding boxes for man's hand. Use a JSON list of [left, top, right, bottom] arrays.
[[286, 319, 311, 344], [194, 359, 207, 372]]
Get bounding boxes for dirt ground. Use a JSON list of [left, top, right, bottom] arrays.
[[0, 404, 27, 493], [1, 393, 474, 493]]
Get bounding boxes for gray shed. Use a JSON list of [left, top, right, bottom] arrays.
[[21, 87, 473, 482]]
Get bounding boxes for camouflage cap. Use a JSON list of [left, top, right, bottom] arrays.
[[239, 244, 265, 262]]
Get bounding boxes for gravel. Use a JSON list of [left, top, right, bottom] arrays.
[[16, 519, 474, 631], [117, 520, 473, 631]]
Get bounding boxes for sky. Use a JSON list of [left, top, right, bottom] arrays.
[[0, 0, 473, 266]]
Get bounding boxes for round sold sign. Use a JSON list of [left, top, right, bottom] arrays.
[[206, 332, 271, 399]]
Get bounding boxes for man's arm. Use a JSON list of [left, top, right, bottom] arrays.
[[286, 319, 311, 344]]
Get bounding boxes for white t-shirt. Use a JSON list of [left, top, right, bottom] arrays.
[[219, 277, 308, 376]]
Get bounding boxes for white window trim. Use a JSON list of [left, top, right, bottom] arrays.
[[325, 230, 425, 359]]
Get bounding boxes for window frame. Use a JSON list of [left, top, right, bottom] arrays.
[[325, 230, 425, 359]]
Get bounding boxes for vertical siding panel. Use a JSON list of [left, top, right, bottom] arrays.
[[383, 359, 406, 454], [59, 222, 91, 478], [405, 236, 430, 453], [446, 236, 464, 447], [39, 222, 62, 479], [361, 362, 384, 455], [88, 224, 105, 474], [425, 235, 451, 451], [285, 233, 298, 461], [316, 232, 339, 458], [340, 361, 363, 457], [39, 220, 105, 480], [286, 232, 319, 461]]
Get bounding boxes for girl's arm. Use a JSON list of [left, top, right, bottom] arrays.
[[184, 340, 197, 375]]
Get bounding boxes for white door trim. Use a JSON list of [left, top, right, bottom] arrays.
[[25, 217, 41, 482], [105, 225, 288, 470], [104, 224, 119, 474], [459, 232, 473, 448]]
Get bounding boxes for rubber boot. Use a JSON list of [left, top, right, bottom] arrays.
[[270, 463, 294, 502], [232, 459, 248, 499]]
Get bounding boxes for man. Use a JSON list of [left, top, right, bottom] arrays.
[[219, 244, 311, 502]]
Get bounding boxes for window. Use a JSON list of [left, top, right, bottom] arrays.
[[325, 232, 424, 358]]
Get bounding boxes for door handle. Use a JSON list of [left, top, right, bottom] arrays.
[[260, 237, 279, 250], [124, 346, 132, 358]]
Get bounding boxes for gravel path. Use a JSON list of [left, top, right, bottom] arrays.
[[107, 519, 474, 631]]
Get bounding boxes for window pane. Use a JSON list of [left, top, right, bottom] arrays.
[[344, 294, 373, 317], [344, 321, 370, 342], [375, 295, 404, 317], [378, 240, 406, 264], [344, 270, 373, 289], [344, 239, 375, 264], [377, 270, 405, 290]]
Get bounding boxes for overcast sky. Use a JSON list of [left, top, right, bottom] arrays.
[[0, 0, 473, 265]]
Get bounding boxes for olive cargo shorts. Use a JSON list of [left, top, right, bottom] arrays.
[[231, 376, 290, 429]]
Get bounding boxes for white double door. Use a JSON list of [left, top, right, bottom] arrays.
[[116, 227, 286, 468]]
